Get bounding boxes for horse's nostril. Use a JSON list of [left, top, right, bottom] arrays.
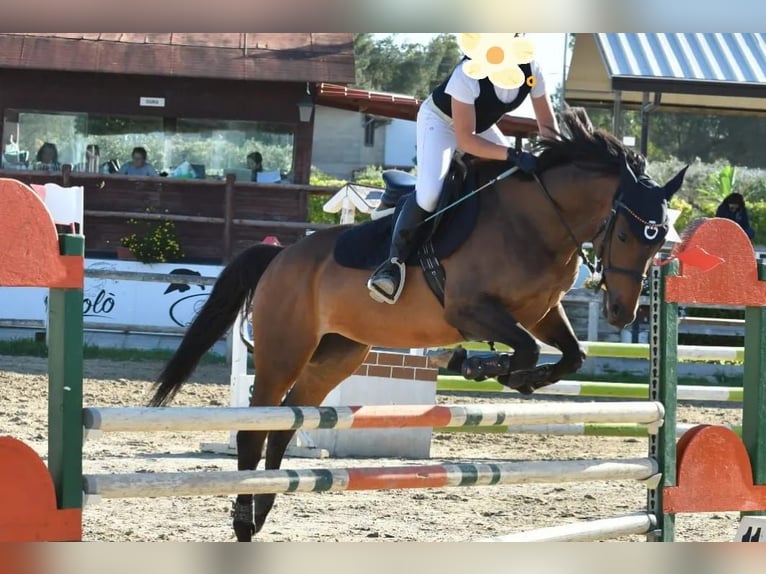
[[610, 302, 622, 316]]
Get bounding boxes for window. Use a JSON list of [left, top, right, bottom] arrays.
[[2, 111, 295, 181], [2, 111, 86, 171], [364, 115, 375, 147], [169, 119, 294, 179]]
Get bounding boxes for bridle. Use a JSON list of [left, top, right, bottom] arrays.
[[532, 172, 668, 293]]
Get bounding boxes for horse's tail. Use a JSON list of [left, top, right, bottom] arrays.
[[147, 243, 284, 407]]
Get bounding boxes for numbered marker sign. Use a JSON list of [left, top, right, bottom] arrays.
[[735, 516, 766, 542]]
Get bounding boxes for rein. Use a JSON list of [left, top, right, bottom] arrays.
[[420, 165, 520, 225], [532, 172, 663, 293], [532, 172, 602, 277], [412, 158, 662, 294]]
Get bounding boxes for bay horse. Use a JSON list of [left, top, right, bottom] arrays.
[[148, 108, 687, 541]]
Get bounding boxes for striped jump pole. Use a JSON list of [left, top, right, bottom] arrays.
[[82, 402, 665, 434], [437, 377, 744, 403], [475, 512, 656, 542], [435, 422, 743, 438], [455, 340, 744, 363], [82, 457, 658, 499]]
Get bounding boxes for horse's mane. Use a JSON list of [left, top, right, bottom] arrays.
[[531, 107, 646, 177]]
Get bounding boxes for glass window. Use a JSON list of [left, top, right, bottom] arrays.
[[85, 115, 165, 174], [1, 111, 295, 181], [2, 110, 87, 171], [169, 119, 294, 181]]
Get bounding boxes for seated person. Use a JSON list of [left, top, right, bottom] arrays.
[[119, 146, 158, 177], [716, 192, 755, 240], [247, 151, 263, 182], [74, 144, 101, 173], [34, 142, 61, 171]]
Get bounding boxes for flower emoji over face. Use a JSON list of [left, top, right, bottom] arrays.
[[457, 33, 536, 90]]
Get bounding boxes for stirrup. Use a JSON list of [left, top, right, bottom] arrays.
[[367, 258, 406, 304]]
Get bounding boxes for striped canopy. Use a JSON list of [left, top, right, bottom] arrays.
[[596, 33, 766, 86], [565, 33, 766, 114]]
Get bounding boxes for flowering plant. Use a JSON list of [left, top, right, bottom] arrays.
[[119, 212, 183, 264]]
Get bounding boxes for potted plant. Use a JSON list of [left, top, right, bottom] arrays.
[[119, 212, 183, 264]]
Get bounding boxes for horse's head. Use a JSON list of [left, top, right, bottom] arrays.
[[594, 155, 688, 328]]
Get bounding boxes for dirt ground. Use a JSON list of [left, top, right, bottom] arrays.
[[0, 354, 746, 542]]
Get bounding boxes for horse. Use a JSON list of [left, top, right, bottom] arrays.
[[147, 108, 688, 541]]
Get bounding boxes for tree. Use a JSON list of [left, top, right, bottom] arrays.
[[353, 34, 462, 99]]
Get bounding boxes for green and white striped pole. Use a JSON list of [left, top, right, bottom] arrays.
[[47, 234, 85, 512], [646, 259, 678, 542], [742, 262, 766, 519]]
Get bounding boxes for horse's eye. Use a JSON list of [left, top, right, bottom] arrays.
[[618, 231, 627, 242]]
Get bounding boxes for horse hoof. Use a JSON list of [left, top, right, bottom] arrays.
[[497, 374, 536, 395], [233, 520, 255, 542]]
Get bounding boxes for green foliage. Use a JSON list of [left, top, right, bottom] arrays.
[[746, 201, 766, 244], [307, 167, 346, 225], [307, 194, 339, 226], [646, 158, 766, 243], [669, 197, 694, 232], [694, 164, 738, 210], [352, 164, 386, 187], [579, 105, 766, 169], [353, 34, 462, 98], [120, 213, 183, 264], [309, 166, 347, 188], [307, 165, 392, 225]]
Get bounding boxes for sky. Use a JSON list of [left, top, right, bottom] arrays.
[[372, 33, 570, 118]]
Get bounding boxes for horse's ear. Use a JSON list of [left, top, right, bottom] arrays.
[[620, 154, 638, 184], [663, 165, 689, 200]]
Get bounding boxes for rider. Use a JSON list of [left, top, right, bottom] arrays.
[[367, 35, 560, 304]]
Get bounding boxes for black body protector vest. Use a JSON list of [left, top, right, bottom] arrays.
[[430, 58, 534, 134]]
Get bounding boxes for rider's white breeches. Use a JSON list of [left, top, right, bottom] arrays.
[[414, 99, 509, 212]]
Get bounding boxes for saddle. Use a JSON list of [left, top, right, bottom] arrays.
[[333, 155, 481, 305]]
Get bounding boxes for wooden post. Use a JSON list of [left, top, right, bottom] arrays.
[[62, 164, 72, 187], [612, 90, 623, 138], [292, 121, 314, 185], [223, 173, 235, 263]]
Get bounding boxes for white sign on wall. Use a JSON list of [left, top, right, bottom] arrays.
[[139, 97, 166, 108], [0, 258, 224, 329]]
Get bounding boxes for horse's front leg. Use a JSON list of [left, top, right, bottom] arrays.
[[442, 295, 542, 387], [501, 303, 587, 394]]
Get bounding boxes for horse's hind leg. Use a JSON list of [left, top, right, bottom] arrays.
[[252, 334, 371, 536], [232, 331, 319, 542], [505, 303, 587, 394], [444, 294, 542, 379]]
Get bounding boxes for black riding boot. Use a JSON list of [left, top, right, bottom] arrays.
[[367, 194, 429, 303]]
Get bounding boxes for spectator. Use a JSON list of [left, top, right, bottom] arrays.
[[716, 192, 755, 240], [119, 146, 158, 177], [74, 144, 101, 173], [34, 142, 61, 171], [247, 151, 263, 182]]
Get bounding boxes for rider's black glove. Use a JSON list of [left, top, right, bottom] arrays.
[[506, 148, 538, 174]]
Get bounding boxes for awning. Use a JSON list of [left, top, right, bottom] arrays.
[[315, 83, 539, 138], [565, 33, 766, 115]]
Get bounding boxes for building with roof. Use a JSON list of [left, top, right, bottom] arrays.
[[565, 33, 766, 154], [311, 83, 541, 179], [0, 33, 355, 183], [0, 33, 548, 260]]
